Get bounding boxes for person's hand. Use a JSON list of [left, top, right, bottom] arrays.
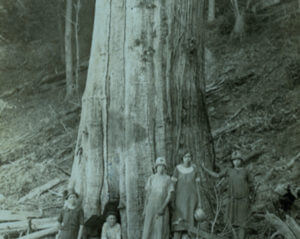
[[58, 223, 62, 230]]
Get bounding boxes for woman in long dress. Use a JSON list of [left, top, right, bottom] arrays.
[[142, 157, 174, 239], [57, 190, 84, 239], [201, 151, 252, 239], [172, 152, 201, 239]]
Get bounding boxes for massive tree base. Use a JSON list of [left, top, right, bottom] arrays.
[[70, 0, 214, 238]]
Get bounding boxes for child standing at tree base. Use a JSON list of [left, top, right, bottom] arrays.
[[101, 211, 121, 239]]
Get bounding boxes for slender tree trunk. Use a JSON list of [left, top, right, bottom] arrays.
[[199, 0, 216, 216], [56, 0, 65, 64], [70, 0, 214, 237], [65, 0, 75, 99], [231, 0, 245, 38], [74, 0, 81, 98], [208, 0, 215, 22]]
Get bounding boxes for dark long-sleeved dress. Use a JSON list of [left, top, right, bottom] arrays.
[[58, 206, 84, 239], [225, 168, 251, 227]]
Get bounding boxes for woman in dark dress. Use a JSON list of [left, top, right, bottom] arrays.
[[57, 190, 84, 239], [201, 151, 253, 239]]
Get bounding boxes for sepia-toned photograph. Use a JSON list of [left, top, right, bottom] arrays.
[[0, 0, 299, 238]]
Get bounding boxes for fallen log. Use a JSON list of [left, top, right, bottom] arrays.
[[18, 178, 65, 203], [0, 210, 42, 222], [0, 88, 17, 98], [212, 122, 245, 139], [265, 212, 299, 239], [286, 215, 300, 239], [0, 217, 57, 235], [18, 227, 58, 239]]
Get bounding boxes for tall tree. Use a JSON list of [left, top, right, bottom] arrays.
[[65, 0, 75, 98], [208, 0, 215, 22], [232, 0, 245, 37], [74, 0, 81, 99], [69, 0, 214, 238], [56, 0, 65, 64]]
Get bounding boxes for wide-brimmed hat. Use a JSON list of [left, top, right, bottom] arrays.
[[155, 157, 167, 168], [231, 151, 244, 161]]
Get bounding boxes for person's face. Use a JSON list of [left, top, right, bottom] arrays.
[[183, 153, 191, 164], [156, 165, 165, 174], [68, 194, 77, 206], [233, 159, 242, 168], [107, 215, 117, 227]]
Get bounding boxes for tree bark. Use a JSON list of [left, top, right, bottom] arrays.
[[65, 0, 75, 99], [69, 0, 214, 238]]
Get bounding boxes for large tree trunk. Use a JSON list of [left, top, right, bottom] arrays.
[[69, 0, 214, 238]]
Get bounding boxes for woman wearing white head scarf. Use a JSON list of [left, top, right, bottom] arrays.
[[142, 157, 174, 239]]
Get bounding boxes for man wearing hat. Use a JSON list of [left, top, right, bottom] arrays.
[[57, 188, 84, 239], [142, 157, 174, 239], [201, 151, 253, 239]]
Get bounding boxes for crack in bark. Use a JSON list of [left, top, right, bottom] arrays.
[[103, 0, 113, 202]]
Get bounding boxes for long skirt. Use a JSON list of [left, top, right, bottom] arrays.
[[226, 197, 250, 227]]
